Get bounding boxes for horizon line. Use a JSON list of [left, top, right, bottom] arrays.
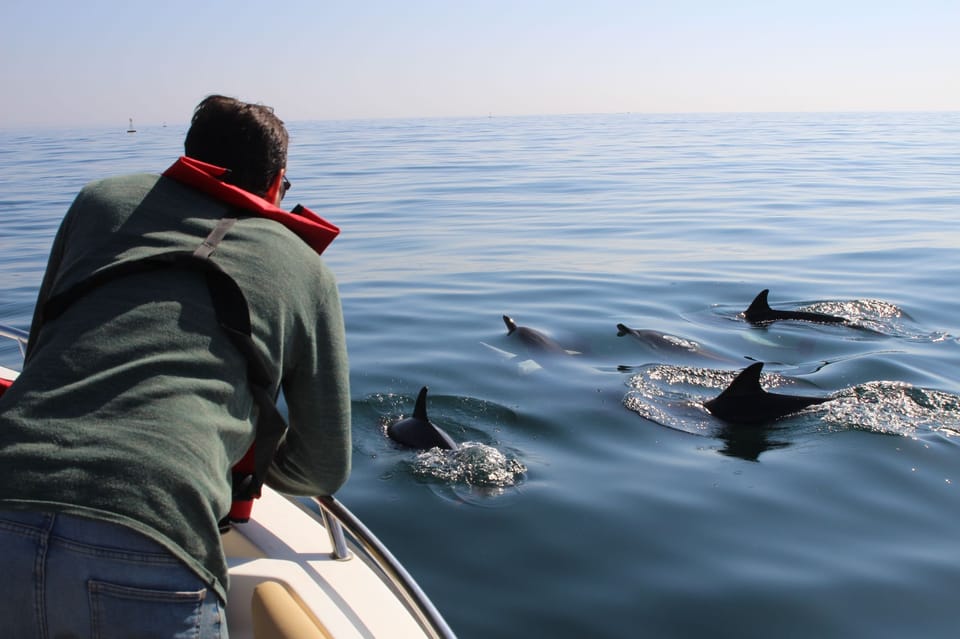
[[2, 108, 958, 133]]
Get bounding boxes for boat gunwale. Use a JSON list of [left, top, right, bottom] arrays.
[[302, 495, 457, 639]]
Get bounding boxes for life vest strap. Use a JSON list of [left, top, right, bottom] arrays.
[[41, 218, 286, 526]]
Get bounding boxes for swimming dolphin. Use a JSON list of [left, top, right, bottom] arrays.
[[387, 387, 458, 450], [503, 315, 570, 354], [704, 362, 831, 425], [743, 289, 847, 326], [616, 323, 732, 360], [616, 324, 701, 351]]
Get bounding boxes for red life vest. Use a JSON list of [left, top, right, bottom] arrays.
[[162, 156, 339, 255]]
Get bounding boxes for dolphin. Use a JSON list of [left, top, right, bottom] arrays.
[[616, 324, 701, 352], [615, 323, 734, 362], [703, 362, 832, 425], [503, 315, 570, 354], [743, 289, 847, 326], [387, 386, 458, 450]]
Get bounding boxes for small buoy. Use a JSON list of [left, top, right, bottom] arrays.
[[126, 117, 136, 133]]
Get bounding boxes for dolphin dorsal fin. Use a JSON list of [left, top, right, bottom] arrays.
[[717, 362, 766, 399], [413, 386, 429, 421], [745, 289, 772, 316], [503, 315, 518, 335]]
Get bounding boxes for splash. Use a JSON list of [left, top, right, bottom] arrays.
[[806, 298, 951, 341], [411, 442, 526, 488], [809, 298, 902, 322], [822, 381, 960, 437], [628, 363, 804, 398], [622, 364, 749, 434]]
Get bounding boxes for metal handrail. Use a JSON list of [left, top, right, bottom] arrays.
[[0, 323, 28, 358], [309, 495, 457, 639]]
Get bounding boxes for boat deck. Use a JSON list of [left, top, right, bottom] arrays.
[[225, 487, 446, 638]]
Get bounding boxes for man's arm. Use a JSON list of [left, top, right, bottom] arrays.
[[266, 265, 351, 496]]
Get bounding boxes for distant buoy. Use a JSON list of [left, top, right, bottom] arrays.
[[127, 117, 136, 133]]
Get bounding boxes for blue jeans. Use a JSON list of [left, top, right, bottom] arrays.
[[0, 509, 227, 639]]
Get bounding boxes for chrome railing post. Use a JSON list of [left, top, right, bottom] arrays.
[[311, 495, 457, 639], [320, 507, 353, 561]]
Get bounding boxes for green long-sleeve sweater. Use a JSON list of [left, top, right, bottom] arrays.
[[0, 172, 351, 602]]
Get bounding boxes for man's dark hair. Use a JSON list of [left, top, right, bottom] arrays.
[[184, 95, 289, 197]]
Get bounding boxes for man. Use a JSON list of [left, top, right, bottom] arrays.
[[0, 95, 351, 637]]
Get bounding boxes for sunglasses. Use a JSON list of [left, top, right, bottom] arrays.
[[280, 175, 292, 199]]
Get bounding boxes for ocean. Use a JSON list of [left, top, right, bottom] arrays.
[[1, 112, 959, 638]]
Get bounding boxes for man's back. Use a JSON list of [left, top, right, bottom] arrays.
[[0, 171, 351, 601]]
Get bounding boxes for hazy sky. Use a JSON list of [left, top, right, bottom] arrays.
[[2, 0, 957, 128]]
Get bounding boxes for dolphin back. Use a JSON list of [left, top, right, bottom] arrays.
[[743, 289, 776, 324], [504, 314, 567, 353], [743, 289, 846, 325], [704, 362, 830, 425], [387, 386, 459, 450]]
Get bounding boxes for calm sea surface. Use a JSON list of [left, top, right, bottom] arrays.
[[2, 112, 959, 638]]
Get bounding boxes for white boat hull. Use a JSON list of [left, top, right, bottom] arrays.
[[225, 486, 450, 638]]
